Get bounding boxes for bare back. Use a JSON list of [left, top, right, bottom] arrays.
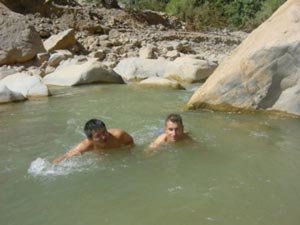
[[53, 128, 134, 163]]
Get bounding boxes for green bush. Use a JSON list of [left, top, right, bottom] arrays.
[[120, 0, 169, 11], [172, 0, 286, 30], [87, 0, 287, 31], [252, 0, 287, 26], [224, 0, 263, 29], [191, 1, 228, 30]]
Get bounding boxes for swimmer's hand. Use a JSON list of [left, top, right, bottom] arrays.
[[144, 142, 161, 155], [145, 133, 166, 152], [52, 155, 67, 164]]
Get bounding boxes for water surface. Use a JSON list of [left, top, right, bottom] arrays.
[[0, 84, 300, 225]]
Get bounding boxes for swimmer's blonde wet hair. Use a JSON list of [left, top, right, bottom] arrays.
[[165, 113, 183, 125]]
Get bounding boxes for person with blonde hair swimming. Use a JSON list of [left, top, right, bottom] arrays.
[[148, 113, 192, 150]]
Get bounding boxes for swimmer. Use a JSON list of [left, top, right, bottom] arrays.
[[53, 119, 134, 163], [147, 113, 192, 151]]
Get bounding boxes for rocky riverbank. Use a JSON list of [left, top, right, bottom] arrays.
[[2, 0, 299, 118], [0, 1, 246, 93]]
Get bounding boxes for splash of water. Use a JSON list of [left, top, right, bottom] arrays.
[[27, 157, 99, 177]]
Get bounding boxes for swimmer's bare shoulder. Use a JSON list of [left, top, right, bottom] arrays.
[[109, 128, 134, 145], [183, 133, 193, 142]]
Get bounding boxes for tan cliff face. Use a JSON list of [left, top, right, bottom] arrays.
[[187, 0, 300, 117]]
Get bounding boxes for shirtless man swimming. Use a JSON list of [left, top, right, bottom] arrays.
[[148, 113, 192, 150], [53, 119, 134, 163]]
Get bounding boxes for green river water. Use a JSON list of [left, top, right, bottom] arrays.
[[0, 84, 300, 225]]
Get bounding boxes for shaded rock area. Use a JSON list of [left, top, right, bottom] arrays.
[[187, 0, 300, 117], [0, 3, 45, 65], [0, 0, 80, 16]]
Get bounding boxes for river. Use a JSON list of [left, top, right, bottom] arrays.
[[0, 84, 299, 225]]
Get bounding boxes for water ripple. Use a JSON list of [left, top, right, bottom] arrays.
[[249, 130, 269, 138]]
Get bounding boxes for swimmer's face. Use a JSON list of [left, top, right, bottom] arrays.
[[91, 128, 109, 143], [165, 121, 184, 142]]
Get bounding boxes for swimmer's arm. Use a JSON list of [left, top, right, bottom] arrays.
[[145, 134, 166, 153], [109, 129, 134, 146], [52, 139, 92, 163]]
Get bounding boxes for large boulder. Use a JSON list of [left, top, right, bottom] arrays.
[[187, 0, 300, 117], [0, 83, 25, 103], [43, 29, 76, 52], [0, 3, 46, 65], [164, 56, 217, 83], [0, 72, 49, 98], [113, 57, 168, 81], [43, 58, 124, 86]]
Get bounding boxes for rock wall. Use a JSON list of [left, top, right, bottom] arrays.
[[187, 0, 300, 117]]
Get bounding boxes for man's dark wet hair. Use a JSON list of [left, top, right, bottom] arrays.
[[84, 119, 106, 139], [165, 113, 183, 126]]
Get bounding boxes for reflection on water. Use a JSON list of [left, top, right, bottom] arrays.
[[0, 84, 300, 225]]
